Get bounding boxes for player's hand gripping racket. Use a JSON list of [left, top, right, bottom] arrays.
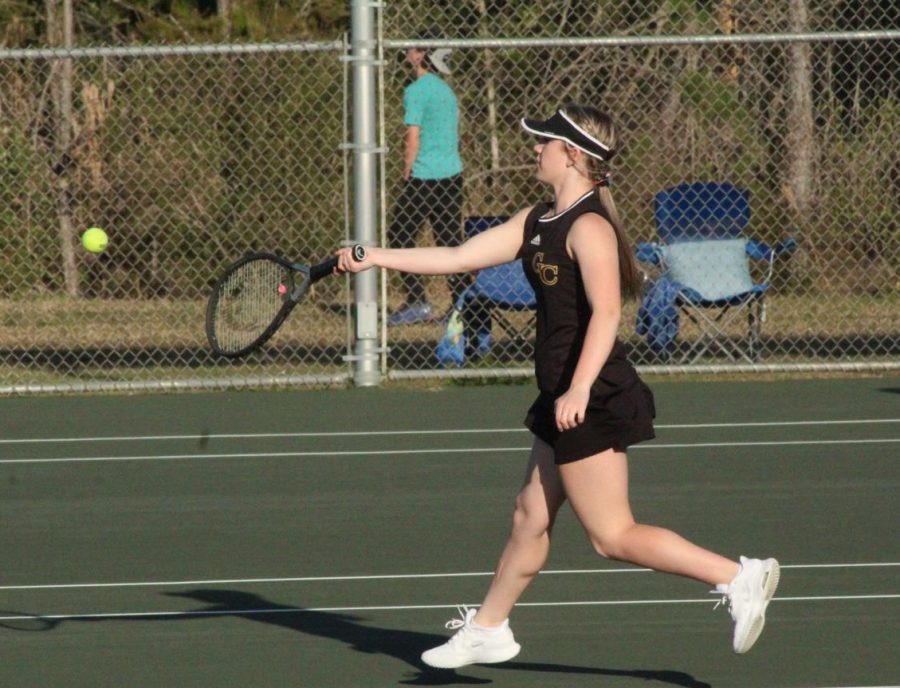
[[206, 244, 367, 358]]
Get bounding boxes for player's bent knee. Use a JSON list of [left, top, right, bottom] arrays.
[[589, 537, 613, 559], [588, 531, 628, 560], [512, 493, 551, 537]]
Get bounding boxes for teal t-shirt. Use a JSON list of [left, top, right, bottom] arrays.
[[403, 73, 463, 180]]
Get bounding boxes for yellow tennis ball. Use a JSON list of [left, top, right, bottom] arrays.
[[81, 227, 108, 253]]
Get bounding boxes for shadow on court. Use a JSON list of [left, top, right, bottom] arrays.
[[160, 590, 710, 687], [1, 590, 711, 687]]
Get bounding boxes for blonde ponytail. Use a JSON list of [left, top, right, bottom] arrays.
[[563, 104, 642, 301], [597, 185, 642, 301]]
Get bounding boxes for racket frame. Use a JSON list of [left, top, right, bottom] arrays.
[[206, 245, 366, 359]]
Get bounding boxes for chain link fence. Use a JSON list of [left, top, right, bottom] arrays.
[[381, 3, 899, 376], [1, 42, 356, 391], [1, 2, 897, 393]]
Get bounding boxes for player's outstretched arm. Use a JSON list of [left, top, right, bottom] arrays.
[[335, 206, 533, 276]]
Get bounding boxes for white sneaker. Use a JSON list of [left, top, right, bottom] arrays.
[[714, 556, 781, 654], [421, 607, 521, 669]]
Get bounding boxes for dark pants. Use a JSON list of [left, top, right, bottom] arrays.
[[387, 174, 465, 305]]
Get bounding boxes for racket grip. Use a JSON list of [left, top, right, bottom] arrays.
[[309, 256, 339, 283], [309, 245, 367, 283]]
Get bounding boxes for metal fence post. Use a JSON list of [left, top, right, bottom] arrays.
[[349, 0, 381, 387]]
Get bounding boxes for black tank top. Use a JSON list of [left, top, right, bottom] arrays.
[[519, 190, 628, 395]]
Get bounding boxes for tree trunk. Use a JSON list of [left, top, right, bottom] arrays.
[[47, 0, 79, 295], [216, 0, 250, 265], [476, 0, 500, 188], [218, 0, 232, 41], [718, 0, 740, 84], [786, 0, 815, 234]]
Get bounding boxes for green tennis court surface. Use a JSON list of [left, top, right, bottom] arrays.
[[2, 376, 898, 687]]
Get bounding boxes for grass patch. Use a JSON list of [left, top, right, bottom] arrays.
[[0, 292, 896, 392]]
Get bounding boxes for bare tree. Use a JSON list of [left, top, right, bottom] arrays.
[[718, 0, 740, 84], [474, 0, 500, 186], [46, 0, 79, 295], [786, 0, 815, 234], [218, 0, 232, 41]]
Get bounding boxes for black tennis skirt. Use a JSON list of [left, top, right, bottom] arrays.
[[524, 358, 656, 465]]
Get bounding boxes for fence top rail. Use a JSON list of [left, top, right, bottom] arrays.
[[387, 30, 900, 50], [0, 40, 344, 62], [2, 30, 896, 61]]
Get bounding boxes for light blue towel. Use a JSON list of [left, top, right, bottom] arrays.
[[636, 275, 681, 355]]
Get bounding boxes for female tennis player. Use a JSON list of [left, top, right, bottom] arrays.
[[335, 104, 779, 667]]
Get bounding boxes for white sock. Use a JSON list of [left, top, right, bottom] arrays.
[[472, 618, 507, 632]]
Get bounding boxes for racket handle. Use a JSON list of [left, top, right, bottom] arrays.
[[309, 245, 367, 283], [310, 256, 339, 283]]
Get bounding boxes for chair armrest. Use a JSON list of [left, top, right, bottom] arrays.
[[745, 239, 774, 262], [746, 236, 797, 284], [635, 242, 663, 266], [774, 236, 798, 256], [745, 236, 798, 262]]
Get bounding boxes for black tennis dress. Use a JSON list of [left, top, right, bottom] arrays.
[[520, 191, 656, 464]]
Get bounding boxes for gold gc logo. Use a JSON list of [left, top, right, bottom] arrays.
[[532, 252, 558, 286]]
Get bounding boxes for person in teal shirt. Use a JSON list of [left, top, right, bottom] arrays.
[[387, 34, 465, 325]]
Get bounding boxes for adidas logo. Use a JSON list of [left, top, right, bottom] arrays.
[[530, 234, 541, 246]]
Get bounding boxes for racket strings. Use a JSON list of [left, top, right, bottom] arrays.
[[214, 259, 290, 352]]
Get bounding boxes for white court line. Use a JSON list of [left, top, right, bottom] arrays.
[[9, 447, 526, 465], [0, 418, 897, 444], [2, 438, 898, 465], [2, 562, 897, 592], [1, 593, 897, 623], [0, 428, 522, 445]]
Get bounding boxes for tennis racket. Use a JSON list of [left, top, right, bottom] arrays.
[[206, 244, 367, 358]]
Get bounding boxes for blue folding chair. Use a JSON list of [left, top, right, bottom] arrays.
[[435, 216, 536, 366], [636, 182, 796, 363]]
